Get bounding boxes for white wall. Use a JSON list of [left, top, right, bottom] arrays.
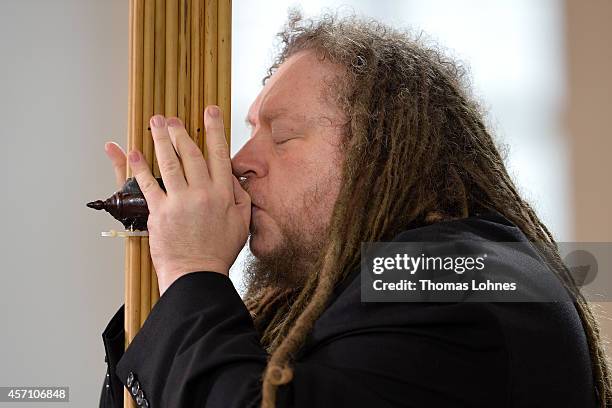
[[0, 0, 568, 406], [0, 1, 127, 406]]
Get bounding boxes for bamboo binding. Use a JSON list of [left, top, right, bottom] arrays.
[[124, 0, 231, 406]]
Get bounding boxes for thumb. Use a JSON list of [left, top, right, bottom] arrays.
[[104, 142, 127, 189]]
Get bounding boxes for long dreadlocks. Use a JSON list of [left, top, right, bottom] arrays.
[[242, 11, 611, 407]]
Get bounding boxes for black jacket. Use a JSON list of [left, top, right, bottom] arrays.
[[99, 212, 597, 407]]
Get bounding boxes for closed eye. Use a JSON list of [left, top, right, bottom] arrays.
[[272, 130, 300, 145], [276, 138, 295, 145]]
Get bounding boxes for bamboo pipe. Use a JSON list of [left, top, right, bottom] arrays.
[[127, 0, 144, 345], [153, 0, 166, 178], [124, 3, 134, 407], [203, 0, 218, 158], [190, 0, 204, 146], [125, 1, 144, 406], [124, 244, 136, 408], [151, 0, 166, 307], [165, 0, 179, 117], [217, 0, 231, 149], [178, 0, 191, 125], [125, 0, 134, 351], [139, 0, 155, 327]]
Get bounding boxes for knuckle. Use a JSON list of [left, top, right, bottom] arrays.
[[139, 177, 157, 194], [207, 122, 224, 132], [188, 145, 204, 159], [151, 132, 164, 141], [211, 145, 229, 160], [160, 160, 181, 175]]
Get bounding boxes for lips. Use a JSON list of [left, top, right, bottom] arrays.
[[249, 205, 259, 233]]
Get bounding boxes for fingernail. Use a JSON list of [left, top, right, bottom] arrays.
[[167, 117, 183, 127], [151, 115, 166, 128], [207, 106, 220, 118], [129, 150, 141, 163]]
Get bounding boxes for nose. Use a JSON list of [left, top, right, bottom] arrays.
[[231, 136, 268, 181]]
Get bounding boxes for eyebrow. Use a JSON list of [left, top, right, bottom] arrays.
[[245, 108, 306, 128]]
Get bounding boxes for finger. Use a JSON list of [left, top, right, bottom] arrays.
[[164, 117, 181, 156], [167, 117, 210, 188], [204, 106, 233, 194], [104, 142, 127, 189], [128, 149, 165, 209], [149, 115, 187, 192], [232, 175, 251, 227]]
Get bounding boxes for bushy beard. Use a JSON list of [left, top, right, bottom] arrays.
[[243, 215, 327, 295], [240, 165, 340, 296]]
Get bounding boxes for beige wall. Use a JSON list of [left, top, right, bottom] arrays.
[[565, 0, 612, 354], [0, 1, 127, 406]]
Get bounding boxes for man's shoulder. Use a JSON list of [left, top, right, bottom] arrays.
[[390, 210, 524, 243], [302, 211, 595, 406], [325, 211, 576, 328], [334, 210, 545, 303], [315, 211, 553, 334]]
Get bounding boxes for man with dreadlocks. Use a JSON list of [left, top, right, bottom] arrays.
[[99, 12, 609, 408]]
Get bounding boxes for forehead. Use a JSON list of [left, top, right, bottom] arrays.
[[247, 49, 341, 124]]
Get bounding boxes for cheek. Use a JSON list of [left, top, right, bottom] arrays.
[[280, 162, 342, 230], [264, 138, 343, 231], [249, 207, 284, 257], [302, 173, 341, 222]]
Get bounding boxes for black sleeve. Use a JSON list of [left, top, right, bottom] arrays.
[[104, 272, 507, 408], [109, 272, 411, 408], [99, 304, 126, 408], [114, 272, 268, 407]]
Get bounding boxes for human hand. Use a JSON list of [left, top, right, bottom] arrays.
[[104, 141, 127, 190], [122, 106, 250, 295]]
